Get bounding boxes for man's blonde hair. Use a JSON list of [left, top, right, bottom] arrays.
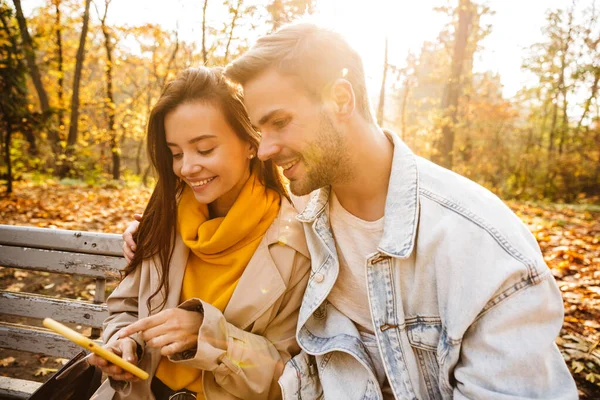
[[225, 23, 374, 123]]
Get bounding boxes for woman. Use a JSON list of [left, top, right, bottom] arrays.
[[89, 67, 310, 400]]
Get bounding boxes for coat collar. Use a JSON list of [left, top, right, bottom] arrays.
[[294, 130, 420, 259]]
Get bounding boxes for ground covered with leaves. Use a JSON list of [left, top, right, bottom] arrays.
[[0, 181, 599, 398]]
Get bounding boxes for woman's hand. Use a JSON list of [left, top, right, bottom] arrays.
[[122, 214, 142, 263], [118, 308, 203, 357], [88, 336, 141, 382]]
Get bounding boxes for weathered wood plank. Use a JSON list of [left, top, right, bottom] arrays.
[[0, 376, 42, 399], [0, 291, 108, 328], [0, 224, 124, 256], [0, 245, 126, 278], [0, 322, 101, 358]]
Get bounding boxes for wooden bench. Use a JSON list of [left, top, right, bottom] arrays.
[[0, 224, 126, 399]]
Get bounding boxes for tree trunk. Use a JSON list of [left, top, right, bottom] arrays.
[[99, 0, 119, 180], [575, 67, 600, 134], [66, 0, 91, 148], [224, 0, 242, 63], [558, 88, 568, 155], [9, 0, 45, 151], [547, 94, 559, 156], [400, 79, 411, 143], [12, 0, 50, 114], [202, 0, 209, 64], [376, 36, 388, 127], [135, 137, 144, 175], [595, 128, 600, 189], [431, 0, 473, 170], [54, 0, 65, 131], [4, 119, 13, 194], [111, 137, 120, 179], [142, 165, 151, 187], [545, 5, 574, 194]]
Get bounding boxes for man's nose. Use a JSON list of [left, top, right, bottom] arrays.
[[257, 131, 282, 161]]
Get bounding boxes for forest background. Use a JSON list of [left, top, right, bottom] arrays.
[[0, 0, 599, 398]]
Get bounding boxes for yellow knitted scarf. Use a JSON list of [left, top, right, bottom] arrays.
[[155, 172, 280, 393]]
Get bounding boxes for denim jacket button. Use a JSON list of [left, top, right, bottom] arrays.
[[314, 273, 324, 283]]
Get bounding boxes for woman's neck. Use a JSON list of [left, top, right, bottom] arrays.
[[208, 168, 252, 218]]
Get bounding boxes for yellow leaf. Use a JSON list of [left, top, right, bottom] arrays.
[[0, 357, 16, 367], [34, 367, 57, 377]]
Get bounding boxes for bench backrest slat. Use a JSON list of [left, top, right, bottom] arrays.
[[0, 245, 126, 278], [0, 377, 42, 399], [0, 224, 124, 256], [0, 291, 108, 329], [0, 322, 101, 358]]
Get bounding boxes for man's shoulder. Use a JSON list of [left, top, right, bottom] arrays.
[[416, 157, 518, 229], [415, 157, 543, 267]]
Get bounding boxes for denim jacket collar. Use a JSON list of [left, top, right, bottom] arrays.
[[378, 131, 419, 258], [295, 185, 330, 223], [295, 130, 419, 259]]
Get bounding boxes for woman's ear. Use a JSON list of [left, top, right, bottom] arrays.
[[247, 143, 256, 160], [326, 79, 356, 119]]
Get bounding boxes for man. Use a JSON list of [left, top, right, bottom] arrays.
[[125, 23, 577, 399]]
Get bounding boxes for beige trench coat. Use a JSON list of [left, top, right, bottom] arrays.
[[91, 198, 310, 400]]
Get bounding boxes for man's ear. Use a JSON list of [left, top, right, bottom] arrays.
[[325, 79, 355, 119]]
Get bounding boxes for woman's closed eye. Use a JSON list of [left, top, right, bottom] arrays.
[[197, 148, 214, 156], [172, 153, 183, 160]]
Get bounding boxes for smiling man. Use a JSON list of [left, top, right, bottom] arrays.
[[222, 23, 577, 400]]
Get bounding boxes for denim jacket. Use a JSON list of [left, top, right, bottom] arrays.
[[278, 132, 577, 400]]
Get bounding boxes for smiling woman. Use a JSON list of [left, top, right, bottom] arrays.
[[87, 67, 311, 400]]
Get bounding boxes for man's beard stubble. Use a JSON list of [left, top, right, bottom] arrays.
[[289, 112, 353, 196]]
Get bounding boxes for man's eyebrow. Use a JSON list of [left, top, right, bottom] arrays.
[[258, 109, 283, 126], [166, 134, 216, 146]]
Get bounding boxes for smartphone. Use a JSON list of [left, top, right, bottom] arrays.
[[42, 318, 149, 380]]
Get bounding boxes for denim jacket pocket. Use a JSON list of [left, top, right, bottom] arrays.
[[279, 351, 323, 400], [407, 320, 443, 400]]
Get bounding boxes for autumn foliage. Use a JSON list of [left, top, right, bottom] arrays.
[[0, 0, 599, 397]]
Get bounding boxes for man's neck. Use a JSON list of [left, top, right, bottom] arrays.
[[331, 125, 393, 222]]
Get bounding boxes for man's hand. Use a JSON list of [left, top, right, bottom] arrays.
[[122, 214, 142, 263], [88, 336, 141, 382], [118, 308, 203, 357]]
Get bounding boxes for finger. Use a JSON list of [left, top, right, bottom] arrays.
[[122, 221, 139, 250], [145, 331, 175, 349], [123, 243, 134, 263], [87, 354, 108, 368], [105, 364, 125, 376], [119, 314, 162, 338], [139, 323, 172, 344], [123, 232, 137, 252], [121, 338, 138, 364], [111, 371, 136, 381], [161, 340, 191, 357], [133, 213, 143, 221]]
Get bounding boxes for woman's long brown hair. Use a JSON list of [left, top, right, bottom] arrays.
[[125, 67, 288, 313]]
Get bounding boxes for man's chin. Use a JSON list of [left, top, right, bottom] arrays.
[[289, 179, 320, 197]]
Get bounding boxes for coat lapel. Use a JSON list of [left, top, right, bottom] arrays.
[[224, 236, 286, 330]]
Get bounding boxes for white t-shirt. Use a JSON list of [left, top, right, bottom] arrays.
[[327, 190, 384, 332], [328, 191, 394, 398]]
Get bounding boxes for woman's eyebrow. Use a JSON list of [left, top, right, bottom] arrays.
[[166, 134, 216, 146]]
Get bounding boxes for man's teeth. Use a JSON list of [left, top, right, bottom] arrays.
[[281, 160, 299, 170], [190, 177, 215, 187]]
